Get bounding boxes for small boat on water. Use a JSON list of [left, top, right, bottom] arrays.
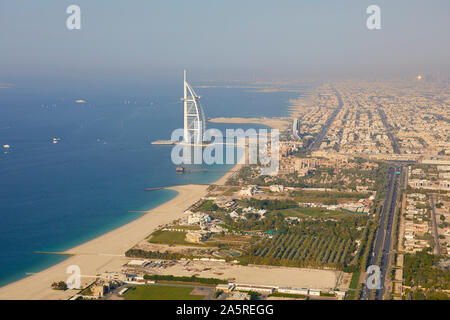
[[176, 166, 185, 173]]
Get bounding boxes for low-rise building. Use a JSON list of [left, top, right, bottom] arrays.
[[239, 185, 258, 197], [309, 289, 321, 296], [278, 287, 309, 295], [226, 292, 250, 300], [269, 185, 285, 193], [408, 179, 433, 189], [126, 260, 150, 267], [185, 231, 209, 243], [234, 284, 274, 294], [187, 213, 211, 225], [216, 283, 235, 292], [91, 283, 109, 298], [101, 272, 134, 282]]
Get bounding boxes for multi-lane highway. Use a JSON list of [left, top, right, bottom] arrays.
[[375, 166, 401, 300], [362, 165, 402, 300], [308, 87, 343, 151], [429, 194, 441, 256]]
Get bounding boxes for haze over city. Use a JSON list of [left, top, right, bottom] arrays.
[[1, 0, 449, 85]]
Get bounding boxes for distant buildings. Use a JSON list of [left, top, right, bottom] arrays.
[[292, 118, 301, 140], [291, 81, 450, 159]]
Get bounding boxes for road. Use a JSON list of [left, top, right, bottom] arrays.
[[308, 86, 343, 151], [362, 165, 401, 300], [375, 166, 401, 300], [402, 165, 408, 190], [429, 194, 441, 256], [376, 107, 400, 154]]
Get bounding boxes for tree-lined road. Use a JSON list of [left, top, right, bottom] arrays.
[[362, 166, 401, 300], [308, 87, 343, 151], [429, 194, 441, 256]]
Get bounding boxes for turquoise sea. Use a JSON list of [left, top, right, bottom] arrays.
[[0, 79, 303, 287]]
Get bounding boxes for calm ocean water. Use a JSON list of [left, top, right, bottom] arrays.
[[0, 81, 302, 287]]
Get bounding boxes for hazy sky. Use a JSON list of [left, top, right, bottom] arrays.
[[1, 0, 449, 84]]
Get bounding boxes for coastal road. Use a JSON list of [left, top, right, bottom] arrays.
[[308, 86, 343, 152], [429, 194, 441, 256], [362, 166, 401, 300]]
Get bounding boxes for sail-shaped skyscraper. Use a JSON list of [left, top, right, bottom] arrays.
[[182, 70, 206, 144]]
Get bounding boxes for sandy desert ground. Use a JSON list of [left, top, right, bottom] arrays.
[[145, 260, 348, 290]]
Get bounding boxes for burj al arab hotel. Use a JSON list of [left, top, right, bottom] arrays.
[[182, 70, 206, 144]]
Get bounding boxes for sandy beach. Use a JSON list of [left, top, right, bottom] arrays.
[[0, 184, 210, 300], [0, 163, 238, 300]]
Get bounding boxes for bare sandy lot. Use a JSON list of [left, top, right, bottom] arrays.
[[147, 260, 347, 290]]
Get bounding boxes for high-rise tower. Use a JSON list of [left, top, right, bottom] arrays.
[[182, 70, 206, 144]]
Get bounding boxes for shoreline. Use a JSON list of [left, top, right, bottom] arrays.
[[0, 166, 236, 300], [208, 117, 291, 131], [0, 142, 349, 299], [0, 115, 290, 299]]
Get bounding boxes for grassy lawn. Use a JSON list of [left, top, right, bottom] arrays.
[[349, 271, 361, 289], [223, 186, 240, 196], [123, 285, 204, 300], [148, 230, 190, 245], [169, 225, 201, 231], [269, 292, 308, 299], [148, 230, 215, 247], [345, 271, 361, 300]]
